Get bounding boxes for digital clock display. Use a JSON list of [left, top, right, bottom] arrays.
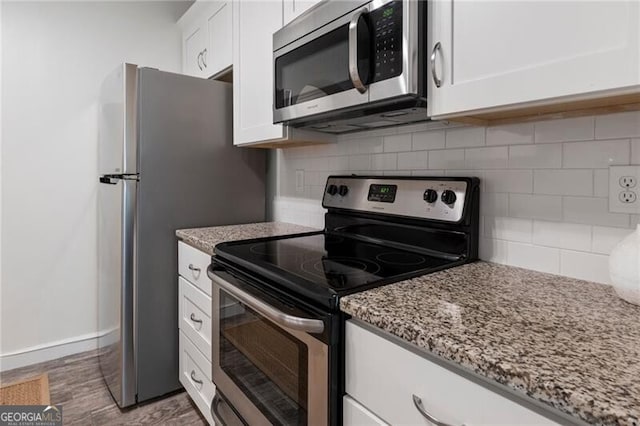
[[382, 7, 394, 18], [368, 184, 398, 203]]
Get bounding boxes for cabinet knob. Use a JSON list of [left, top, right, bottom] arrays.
[[430, 42, 443, 88]]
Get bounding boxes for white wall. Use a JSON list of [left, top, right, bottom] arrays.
[[273, 113, 640, 285], [1, 1, 187, 366]]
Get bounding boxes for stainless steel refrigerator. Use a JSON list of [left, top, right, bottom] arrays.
[[97, 63, 265, 407]]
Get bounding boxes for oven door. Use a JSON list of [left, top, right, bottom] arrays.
[[273, 0, 420, 124], [208, 266, 329, 426]]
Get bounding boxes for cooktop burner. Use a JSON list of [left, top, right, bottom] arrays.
[[218, 232, 452, 293]]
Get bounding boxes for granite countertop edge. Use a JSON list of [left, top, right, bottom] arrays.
[[340, 262, 640, 426]]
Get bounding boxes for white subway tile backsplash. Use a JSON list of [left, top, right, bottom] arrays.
[[355, 137, 385, 154], [563, 139, 630, 168], [593, 169, 609, 197], [507, 242, 560, 274], [533, 169, 593, 196], [383, 133, 413, 152], [428, 149, 465, 169], [632, 139, 640, 164], [412, 130, 445, 151], [591, 226, 632, 254], [486, 123, 534, 146], [398, 151, 428, 170], [445, 127, 485, 148], [595, 111, 640, 139], [328, 156, 349, 172], [479, 238, 508, 263], [484, 170, 533, 193], [535, 116, 594, 143], [484, 217, 532, 243], [509, 144, 562, 169], [560, 250, 611, 284], [532, 221, 592, 251], [275, 111, 637, 285], [371, 153, 397, 170], [348, 154, 371, 170], [465, 146, 508, 169], [509, 194, 563, 220], [480, 193, 508, 217], [563, 196, 630, 227]]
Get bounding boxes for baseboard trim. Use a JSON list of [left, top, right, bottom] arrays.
[[0, 332, 100, 372]]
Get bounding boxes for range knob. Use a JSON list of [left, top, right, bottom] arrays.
[[338, 185, 349, 196], [327, 184, 338, 196], [441, 190, 457, 205], [423, 189, 438, 203]]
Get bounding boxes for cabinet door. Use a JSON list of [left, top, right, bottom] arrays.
[[428, 0, 640, 118], [183, 24, 207, 78], [233, 0, 286, 145], [206, 1, 232, 77], [283, 0, 322, 25]]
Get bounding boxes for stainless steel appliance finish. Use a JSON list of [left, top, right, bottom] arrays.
[[97, 64, 266, 408], [209, 268, 329, 425], [210, 176, 480, 425], [273, 0, 427, 133], [322, 176, 469, 222]]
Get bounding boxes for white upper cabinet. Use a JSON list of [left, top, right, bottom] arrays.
[[283, 0, 323, 25], [206, 2, 232, 77], [182, 24, 208, 78], [233, 0, 333, 146], [233, 0, 285, 145], [178, 1, 233, 79], [428, 0, 640, 119]]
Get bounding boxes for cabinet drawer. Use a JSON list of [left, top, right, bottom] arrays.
[[343, 396, 388, 426], [345, 321, 557, 426], [179, 331, 215, 424], [178, 241, 212, 296], [179, 277, 212, 361]]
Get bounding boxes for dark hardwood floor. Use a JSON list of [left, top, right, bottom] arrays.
[[0, 350, 207, 425]]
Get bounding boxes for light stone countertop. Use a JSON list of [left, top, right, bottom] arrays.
[[176, 222, 319, 255], [341, 261, 640, 425]]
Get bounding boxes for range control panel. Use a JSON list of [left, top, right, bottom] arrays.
[[322, 176, 472, 222]]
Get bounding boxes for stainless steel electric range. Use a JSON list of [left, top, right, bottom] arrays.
[[207, 175, 480, 426]]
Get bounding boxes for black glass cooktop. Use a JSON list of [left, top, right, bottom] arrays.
[[215, 232, 455, 306]]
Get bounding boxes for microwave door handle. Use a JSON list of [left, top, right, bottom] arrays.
[[348, 8, 368, 94], [208, 267, 325, 334]]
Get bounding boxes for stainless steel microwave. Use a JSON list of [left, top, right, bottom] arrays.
[[273, 0, 428, 134]]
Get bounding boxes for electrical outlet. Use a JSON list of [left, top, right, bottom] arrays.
[[295, 170, 305, 193], [609, 166, 640, 213]]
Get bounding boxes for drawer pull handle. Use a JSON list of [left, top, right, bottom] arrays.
[[190, 313, 203, 325], [188, 264, 201, 273], [412, 395, 457, 426], [190, 370, 203, 385]]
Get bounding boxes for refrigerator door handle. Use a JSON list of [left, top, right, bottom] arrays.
[[99, 176, 117, 185]]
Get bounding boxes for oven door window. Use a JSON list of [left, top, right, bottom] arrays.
[[274, 21, 371, 109], [219, 289, 309, 425]]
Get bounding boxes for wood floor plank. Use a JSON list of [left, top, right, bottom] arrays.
[[1, 350, 207, 425]]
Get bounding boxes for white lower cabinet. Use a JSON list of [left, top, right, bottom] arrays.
[[178, 242, 214, 425], [345, 320, 557, 426], [343, 396, 388, 426], [180, 332, 215, 425]]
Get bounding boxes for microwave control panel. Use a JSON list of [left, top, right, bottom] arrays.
[[371, 1, 403, 83]]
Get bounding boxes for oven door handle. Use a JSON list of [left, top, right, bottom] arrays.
[[208, 267, 325, 334]]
